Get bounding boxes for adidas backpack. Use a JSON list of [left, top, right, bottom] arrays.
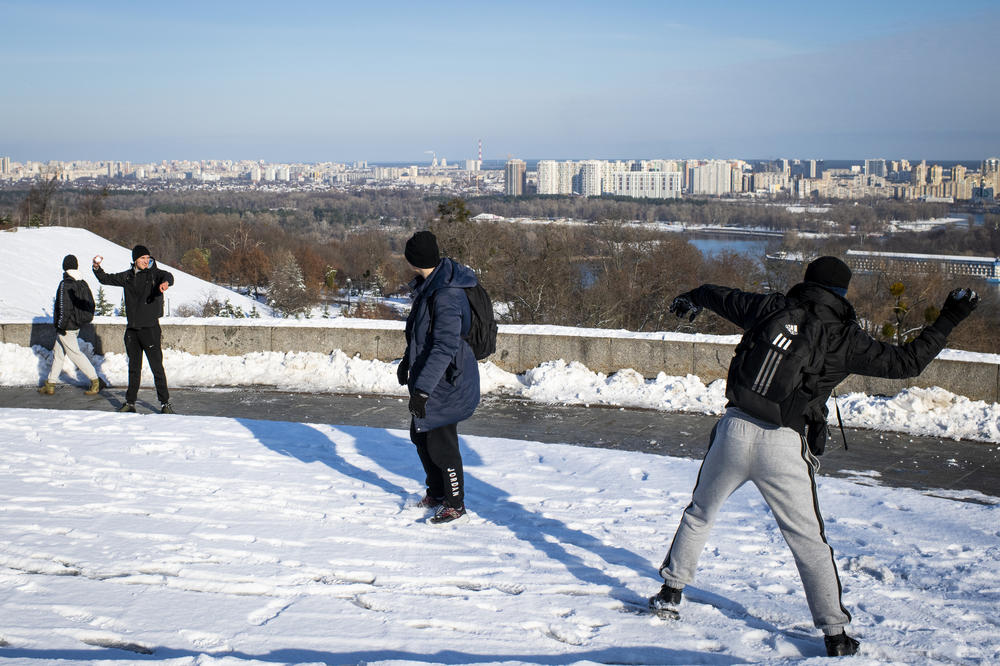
[[726, 301, 827, 432]]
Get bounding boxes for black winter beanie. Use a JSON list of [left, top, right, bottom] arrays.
[[804, 256, 851, 292], [62, 254, 78, 270], [404, 231, 440, 269], [132, 244, 151, 262]]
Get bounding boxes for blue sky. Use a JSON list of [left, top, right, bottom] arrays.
[[2, 1, 998, 162]]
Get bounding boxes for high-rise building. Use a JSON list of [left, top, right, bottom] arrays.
[[536, 160, 560, 195], [558, 161, 577, 194], [929, 164, 944, 186], [504, 158, 526, 196], [808, 159, 818, 178], [690, 160, 733, 195], [912, 161, 927, 185], [0, 156, 9, 175], [604, 171, 682, 199], [864, 159, 887, 178], [579, 160, 604, 196]]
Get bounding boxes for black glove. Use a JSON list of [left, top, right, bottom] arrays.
[[939, 288, 980, 327], [408, 391, 429, 419], [669, 293, 702, 322], [396, 357, 409, 386]]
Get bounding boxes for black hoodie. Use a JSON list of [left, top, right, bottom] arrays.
[[684, 281, 953, 432], [93, 261, 174, 328]]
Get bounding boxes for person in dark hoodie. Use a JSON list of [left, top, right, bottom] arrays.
[[38, 254, 100, 396], [396, 230, 481, 524], [649, 256, 979, 657], [92, 245, 175, 414]]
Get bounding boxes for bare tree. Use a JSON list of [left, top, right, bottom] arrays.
[[17, 174, 61, 226]]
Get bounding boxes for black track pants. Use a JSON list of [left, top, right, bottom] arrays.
[[410, 420, 464, 508], [124, 325, 169, 405]]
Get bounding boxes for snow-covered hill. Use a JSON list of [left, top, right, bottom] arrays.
[[0, 226, 271, 318]]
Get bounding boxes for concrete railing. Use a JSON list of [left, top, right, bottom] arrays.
[[2, 319, 997, 403]]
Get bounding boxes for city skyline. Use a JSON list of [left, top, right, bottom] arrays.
[[2, 1, 999, 163]]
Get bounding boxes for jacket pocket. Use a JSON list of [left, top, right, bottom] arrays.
[[444, 362, 462, 385]]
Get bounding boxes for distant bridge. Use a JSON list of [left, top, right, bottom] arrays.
[[845, 250, 1000, 283]]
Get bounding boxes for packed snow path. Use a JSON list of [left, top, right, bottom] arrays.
[[1, 408, 998, 664], [2, 386, 998, 499]]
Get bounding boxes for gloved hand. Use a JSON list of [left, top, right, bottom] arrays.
[[669, 293, 702, 322], [396, 356, 409, 386], [939, 288, 980, 327], [408, 391, 429, 419]]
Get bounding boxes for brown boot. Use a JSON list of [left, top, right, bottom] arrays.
[[38, 381, 55, 395], [84, 378, 101, 395]]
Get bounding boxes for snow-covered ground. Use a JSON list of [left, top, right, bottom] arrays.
[[3, 227, 999, 664], [0, 408, 997, 664]]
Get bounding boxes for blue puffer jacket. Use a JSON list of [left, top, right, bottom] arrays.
[[405, 257, 481, 432]]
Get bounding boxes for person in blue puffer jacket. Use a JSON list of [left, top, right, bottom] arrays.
[[396, 230, 481, 524]]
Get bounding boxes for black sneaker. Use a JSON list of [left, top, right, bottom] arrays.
[[416, 494, 444, 509], [648, 583, 682, 619], [825, 632, 860, 657], [117, 403, 136, 413], [160, 403, 175, 414], [430, 505, 467, 524]]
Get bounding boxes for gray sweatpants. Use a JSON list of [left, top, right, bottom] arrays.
[[659, 407, 851, 634], [47, 329, 98, 383]]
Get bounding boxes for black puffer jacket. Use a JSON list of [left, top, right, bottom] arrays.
[[93, 262, 174, 328], [53, 270, 95, 332], [687, 281, 954, 432]]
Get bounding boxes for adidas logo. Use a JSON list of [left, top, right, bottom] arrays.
[[784, 324, 799, 336]]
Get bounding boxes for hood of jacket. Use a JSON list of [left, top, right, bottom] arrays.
[[787, 281, 856, 323], [64, 269, 84, 281], [409, 257, 478, 298]]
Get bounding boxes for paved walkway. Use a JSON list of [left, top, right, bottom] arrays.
[[1, 385, 997, 500]]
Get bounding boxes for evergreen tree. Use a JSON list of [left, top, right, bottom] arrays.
[[94, 287, 114, 316], [267, 250, 312, 317]]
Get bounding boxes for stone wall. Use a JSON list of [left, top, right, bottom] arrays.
[[2, 321, 997, 402]]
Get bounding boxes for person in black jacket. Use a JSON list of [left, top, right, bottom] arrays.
[[649, 256, 979, 657], [93, 245, 175, 414], [38, 255, 101, 396], [396, 231, 481, 525]]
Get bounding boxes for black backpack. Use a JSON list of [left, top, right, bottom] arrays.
[[726, 300, 827, 437], [77, 280, 95, 325], [428, 281, 498, 361], [462, 282, 498, 360]]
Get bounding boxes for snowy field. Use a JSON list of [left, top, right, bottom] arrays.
[[0, 408, 997, 665]]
